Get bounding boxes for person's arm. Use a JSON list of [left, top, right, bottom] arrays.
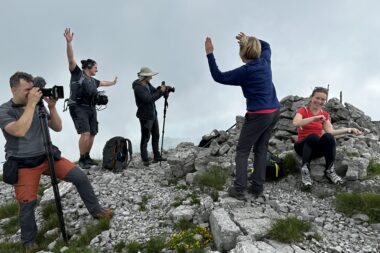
[[4, 88, 42, 137], [45, 97, 62, 132], [99, 77, 118, 87], [134, 85, 164, 103], [259, 40, 271, 62], [64, 28, 77, 72], [293, 112, 326, 127], [205, 37, 247, 85], [324, 121, 362, 136]]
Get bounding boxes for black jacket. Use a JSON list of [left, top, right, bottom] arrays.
[[132, 79, 164, 120]]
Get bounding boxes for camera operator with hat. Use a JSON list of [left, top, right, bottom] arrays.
[[0, 71, 113, 252], [132, 67, 170, 166], [64, 28, 117, 169]]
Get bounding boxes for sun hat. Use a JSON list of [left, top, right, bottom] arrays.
[[137, 67, 158, 80]]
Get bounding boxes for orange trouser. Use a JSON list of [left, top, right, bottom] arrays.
[[14, 157, 75, 202]]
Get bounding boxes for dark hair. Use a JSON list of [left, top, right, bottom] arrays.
[[9, 71, 33, 88], [311, 86, 329, 97], [81, 59, 97, 69]]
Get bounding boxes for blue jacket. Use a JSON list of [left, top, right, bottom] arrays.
[[207, 40, 280, 112]]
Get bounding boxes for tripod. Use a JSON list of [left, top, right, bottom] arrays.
[[37, 99, 68, 243], [159, 95, 169, 166]]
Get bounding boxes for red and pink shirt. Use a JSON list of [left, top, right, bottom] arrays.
[[296, 107, 330, 142]]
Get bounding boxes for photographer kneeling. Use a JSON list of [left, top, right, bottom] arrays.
[[0, 72, 113, 252], [132, 67, 172, 166]]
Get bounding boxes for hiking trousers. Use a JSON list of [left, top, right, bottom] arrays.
[[234, 111, 280, 193], [139, 118, 160, 161]]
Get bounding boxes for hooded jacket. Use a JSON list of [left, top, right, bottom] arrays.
[[132, 79, 164, 120]]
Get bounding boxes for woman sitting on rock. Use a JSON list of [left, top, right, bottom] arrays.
[[292, 87, 362, 188]]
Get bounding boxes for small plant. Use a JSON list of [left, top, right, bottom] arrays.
[[195, 166, 228, 191], [335, 192, 380, 223], [282, 153, 297, 174], [146, 236, 166, 253], [140, 194, 152, 211], [176, 184, 188, 190], [3, 216, 19, 234], [209, 189, 219, 202], [0, 201, 18, 219], [114, 241, 126, 253], [168, 226, 212, 251], [126, 241, 143, 253], [171, 196, 185, 207], [367, 159, 380, 178], [175, 219, 196, 231], [187, 192, 200, 205], [268, 217, 311, 243]]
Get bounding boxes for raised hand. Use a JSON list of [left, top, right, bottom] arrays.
[[113, 76, 118, 85], [236, 32, 248, 45], [64, 28, 74, 43], [205, 37, 214, 54]]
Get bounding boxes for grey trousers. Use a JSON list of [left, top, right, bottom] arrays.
[[234, 111, 280, 193], [19, 166, 103, 245]]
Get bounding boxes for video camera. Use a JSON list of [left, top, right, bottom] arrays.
[[161, 81, 175, 98], [33, 76, 64, 100], [94, 91, 108, 106]]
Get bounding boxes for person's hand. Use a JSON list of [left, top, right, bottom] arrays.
[[44, 96, 57, 109], [113, 76, 118, 85], [160, 84, 166, 93], [313, 115, 326, 122], [205, 37, 214, 55], [236, 32, 248, 46], [27, 87, 42, 107], [64, 28, 74, 43], [348, 128, 363, 135]]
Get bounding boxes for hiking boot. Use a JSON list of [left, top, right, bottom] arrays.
[[142, 160, 150, 166], [78, 157, 88, 169], [300, 164, 312, 188], [153, 156, 167, 163], [85, 156, 98, 166], [228, 186, 246, 201], [93, 208, 113, 219], [24, 242, 39, 253], [325, 164, 343, 185], [248, 188, 266, 202]]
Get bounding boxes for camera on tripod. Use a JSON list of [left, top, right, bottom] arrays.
[[33, 76, 64, 100], [161, 81, 175, 98]]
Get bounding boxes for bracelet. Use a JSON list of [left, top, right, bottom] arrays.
[[347, 128, 351, 133]]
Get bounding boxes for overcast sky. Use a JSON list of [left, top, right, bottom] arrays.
[[1, 0, 380, 161]]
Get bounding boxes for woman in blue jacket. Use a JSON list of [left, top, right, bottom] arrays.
[[205, 33, 281, 200]]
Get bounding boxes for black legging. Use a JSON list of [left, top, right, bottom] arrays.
[[294, 133, 336, 169]]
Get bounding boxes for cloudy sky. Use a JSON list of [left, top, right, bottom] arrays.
[[1, 0, 380, 161]]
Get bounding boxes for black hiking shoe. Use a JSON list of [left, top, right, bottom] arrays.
[[142, 160, 150, 167], [86, 156, 98, 166], [153, 156, 167, 163], [228, 186, 246, 201]]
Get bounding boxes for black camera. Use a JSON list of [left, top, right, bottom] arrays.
[[33, 76, 64, 100], [161, 81, 175, 97], [94, 91, 108, 105], [41, 86, 64, 100]]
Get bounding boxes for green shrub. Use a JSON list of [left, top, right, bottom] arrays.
[[3, 217, 19, 234], [126, 241, 143, 253], [168, 226, 212, 251], [367, 159, 380, 177], [282, 153, 298, 174], [175, 219, 196, 231], [335, 192, 380, 223], [0, 242, 24, 253], [268, 217, 311, 243], [146, 236, 166, 253], [0, 201, 18, 219], [195, 166, 228, 191], [114, 241, 126, 253]]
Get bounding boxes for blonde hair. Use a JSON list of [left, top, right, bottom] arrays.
[[239, 36, 261, 62]]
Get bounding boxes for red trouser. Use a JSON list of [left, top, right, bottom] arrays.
[[14, 157, 75, 202]]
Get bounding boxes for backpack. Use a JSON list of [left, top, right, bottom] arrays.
[[248, 151, 285, 181], [265, 151, 285, 180], [102, 136, 133, 172]]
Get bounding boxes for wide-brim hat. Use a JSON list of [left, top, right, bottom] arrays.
[[138, 66, 158, 78]]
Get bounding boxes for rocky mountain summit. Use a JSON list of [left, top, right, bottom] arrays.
[[0, 96, 380, 253]]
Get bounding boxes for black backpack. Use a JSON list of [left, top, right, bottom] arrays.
[[265, 151, 285, 180], [102, 136, 132, 172]]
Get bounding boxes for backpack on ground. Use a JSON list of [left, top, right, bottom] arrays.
[[102, 136, 132, 172], [248, 151, 285, 181]]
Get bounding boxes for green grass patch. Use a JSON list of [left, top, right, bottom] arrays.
[[282, 153, 298, 174], [171, 196, 185, 207], [126, 241, 143, 253], [367, 159, 380, 178], [195, 166, 228, 191], [175, 184, 188, 190], [140, 194, 153, 211], [0, 201, 18, 219], [114, 241, 126, 253], [146, 236, 166, 253], [335, 192, 380, 223], [0, 242, 24, 253], [268, 217, 311, 243], [3, 216, 19, 234], [187, 192, 200, 205]]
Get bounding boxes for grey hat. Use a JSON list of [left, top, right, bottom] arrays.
[[137, 67, 158, 80]]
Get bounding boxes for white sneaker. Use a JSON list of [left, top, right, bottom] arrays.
[[301, 164, 312, 188], [325, 164, 343, 184]]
